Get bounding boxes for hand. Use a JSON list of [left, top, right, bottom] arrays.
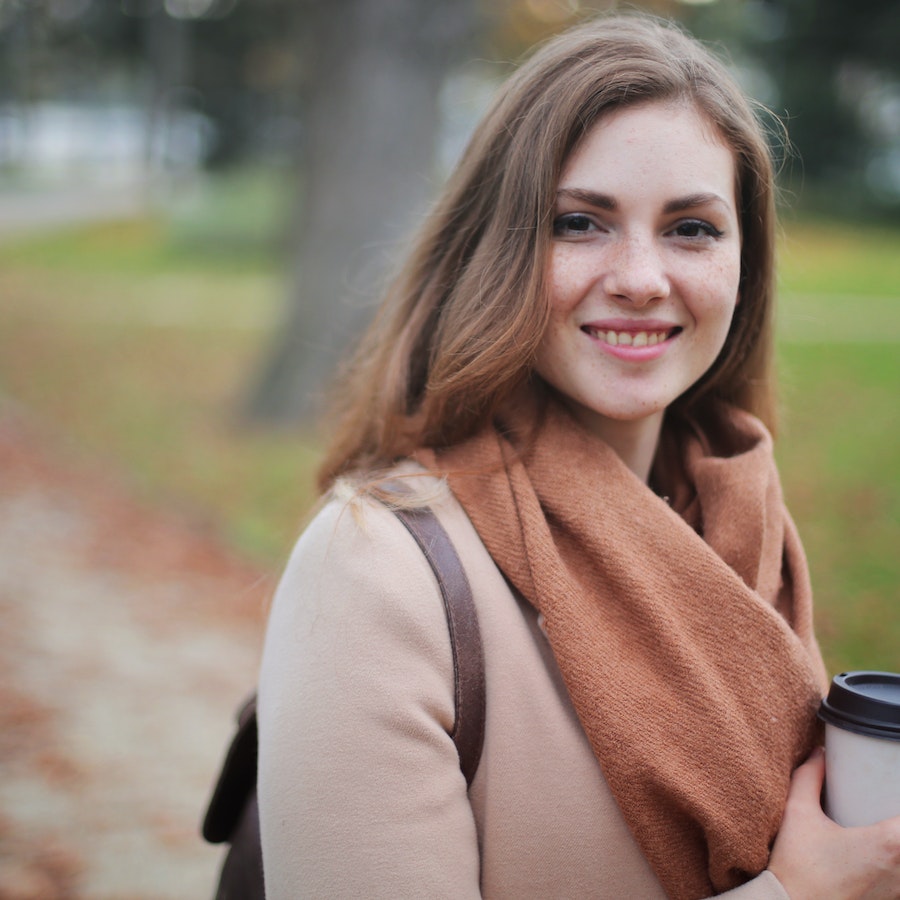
[[768, 747, 900, 900]]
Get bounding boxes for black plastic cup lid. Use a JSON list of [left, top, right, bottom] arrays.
[[818, 671, 900, 741]]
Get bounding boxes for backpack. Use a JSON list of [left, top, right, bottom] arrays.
[[201, 502, 486, 899]]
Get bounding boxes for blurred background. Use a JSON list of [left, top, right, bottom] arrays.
[[0, 0, 897, 896]]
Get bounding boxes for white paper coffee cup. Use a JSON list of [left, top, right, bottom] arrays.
[[818, 671, 900, 828]]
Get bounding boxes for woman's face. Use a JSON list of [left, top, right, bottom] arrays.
[[535, 100, 741, 448]]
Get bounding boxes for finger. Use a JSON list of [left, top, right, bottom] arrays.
[[786, 746, 826, 808]]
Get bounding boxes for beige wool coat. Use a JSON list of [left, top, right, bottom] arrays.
[[257, 475, 791, 899]]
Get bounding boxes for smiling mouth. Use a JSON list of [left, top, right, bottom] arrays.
[[581, 326, 681, 347]]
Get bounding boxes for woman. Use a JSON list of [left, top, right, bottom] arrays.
[[257, 13, 900, 899]]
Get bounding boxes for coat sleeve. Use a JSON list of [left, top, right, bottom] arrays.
[[257, 497, 482, 900]]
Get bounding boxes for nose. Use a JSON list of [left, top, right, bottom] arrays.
[[601, 233, 670, 307]]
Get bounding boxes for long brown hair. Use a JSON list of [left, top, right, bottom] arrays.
[[317, 13, 780, 491]]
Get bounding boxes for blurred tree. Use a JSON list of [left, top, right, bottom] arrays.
[[243, 0, 480, 425], [121, 0, 300, 168], [763, 0, 900, 210], [0, 0, 299, 170], [682, 0, 900, 213]]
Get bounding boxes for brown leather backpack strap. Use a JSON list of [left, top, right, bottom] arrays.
[[393, 504, 486, 787]]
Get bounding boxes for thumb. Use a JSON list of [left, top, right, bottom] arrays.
[[786, 746, 826, 811]]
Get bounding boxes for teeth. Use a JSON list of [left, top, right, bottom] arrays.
[[589, 329, 670, 347]]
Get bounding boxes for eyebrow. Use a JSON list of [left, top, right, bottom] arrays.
[[556, 188, 730, 214], [556, 188, 616, 210], [662, 192, 731, 214]]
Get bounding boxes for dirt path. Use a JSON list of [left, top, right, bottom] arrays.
[[0, 402, 275, 899]]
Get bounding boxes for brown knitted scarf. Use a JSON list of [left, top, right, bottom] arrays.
[[420, 400, 827, 900]]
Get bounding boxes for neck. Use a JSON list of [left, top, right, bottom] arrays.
[[566, 404, 664, 484]]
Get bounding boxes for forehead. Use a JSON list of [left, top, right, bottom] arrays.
[[559, 100, 737, 199]]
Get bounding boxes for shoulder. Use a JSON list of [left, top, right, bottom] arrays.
[[278, 470, 460, 605], [258, 472, 463, 757], [269, 488, 440, 641], [259, 471, 472, 707]]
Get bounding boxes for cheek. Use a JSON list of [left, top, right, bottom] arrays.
[[726, 255, 742, 300], [694, 254, 741, 317], [708, 269, 742, 353], [535, 315, 566, 369], [547, 248, 583, 314]]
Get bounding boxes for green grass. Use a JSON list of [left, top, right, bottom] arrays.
[[778, 216, 900, 298], [777, 344, 899, 673], [774, 216, 900, 673], [0, 183, 897, 673]]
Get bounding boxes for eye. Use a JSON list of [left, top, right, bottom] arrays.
[[670, 219, 724, 240], [552, 213, 598, 237]]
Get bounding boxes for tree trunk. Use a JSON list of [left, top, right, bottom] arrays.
[[244, 0, 478, 426]]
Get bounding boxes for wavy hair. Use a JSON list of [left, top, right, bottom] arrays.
[[317, 12, 781, 490]]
